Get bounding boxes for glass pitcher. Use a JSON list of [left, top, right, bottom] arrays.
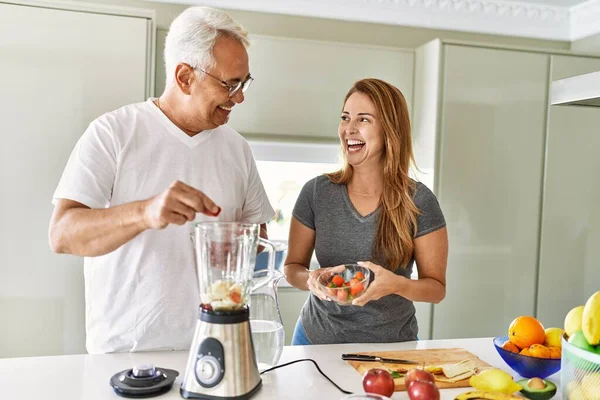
[[193, 222, 276, 312], [249, 270, 285, 370]]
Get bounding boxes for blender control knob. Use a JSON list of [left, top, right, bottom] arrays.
[[132, 364, 156, 378], [195, 356, 222, 387]]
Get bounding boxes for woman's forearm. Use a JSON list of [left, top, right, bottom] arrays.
[[284, 263, 310, 291], [394, 275, 446, 304]]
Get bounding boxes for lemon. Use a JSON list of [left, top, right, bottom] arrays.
[[565, 305, 585, 338], [544, 327, 564, 348], [469, 369, 522, 394]]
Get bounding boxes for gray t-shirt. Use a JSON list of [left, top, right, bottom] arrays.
[[292, 175, 446, 344]]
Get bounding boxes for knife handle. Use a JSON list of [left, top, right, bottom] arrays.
[[341, 354, 376, 361]]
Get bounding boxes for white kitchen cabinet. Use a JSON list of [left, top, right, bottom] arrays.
[[227, 35, 414, 142], [0, 2, 152, 357], [414, 41, 551, 339], [277, 286, 309, 346], [536, 55, 600, 328]]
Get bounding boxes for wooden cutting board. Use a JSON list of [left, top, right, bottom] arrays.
[[347, 348, 493, 391]]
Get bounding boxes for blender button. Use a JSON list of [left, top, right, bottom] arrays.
[[195, 356, 221, 385], [200, 363, 214, 379]]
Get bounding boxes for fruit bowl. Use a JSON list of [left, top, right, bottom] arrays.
[[561, 333, 600, 398], [493, 336, 561, 378], [317, 264, 370, 306]]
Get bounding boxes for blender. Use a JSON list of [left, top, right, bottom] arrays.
[[181, 222, 276, 399]]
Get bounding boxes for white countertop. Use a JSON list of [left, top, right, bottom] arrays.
[[0, 337, 562, 400]]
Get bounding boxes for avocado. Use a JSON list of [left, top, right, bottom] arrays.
[[516, 378, 557, 400]]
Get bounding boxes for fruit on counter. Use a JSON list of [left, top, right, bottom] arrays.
[[407, 379, 440, 400], [511, 343, 560, 359], [564, 305, 585, 337], [501, 317, 562, 358], [508, 316, 545, 349], [516, 377, 557, 400], [528, 344, 551, 359], [566, 377, 600, 400], [469, 369, 522, 394], [362, 368, 395, 397], [501, 340, 519, 354], [565, 381, 586, 400], [454, 390, 523, 399], [581, 372, 600, 399], [582, 290, 600, 346], [547, 346, 561, 359], [543, 328, 564, 348], [567, 330, 596, 352], [404, 367, 436, 388]]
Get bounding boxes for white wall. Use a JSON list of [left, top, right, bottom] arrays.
[[0, 1, 151, 358]]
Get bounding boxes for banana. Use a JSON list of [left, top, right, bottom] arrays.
[[455, 390, 524, 400], [582, 291, 600, 345], [455, 390, 523, 400]]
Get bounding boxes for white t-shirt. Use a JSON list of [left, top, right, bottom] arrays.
[[53, 99, 274, 354]]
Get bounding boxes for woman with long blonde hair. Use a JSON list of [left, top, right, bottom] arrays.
[[284, 78, 448, 345]]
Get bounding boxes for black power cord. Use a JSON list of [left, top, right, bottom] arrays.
[[260, 358, 353, 395]]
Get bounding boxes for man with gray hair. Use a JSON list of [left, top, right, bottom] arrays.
[[48, 7, 274, 354]]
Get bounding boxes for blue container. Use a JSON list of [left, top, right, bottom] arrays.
[[493, 335, 561, 378], [254, 243, 286, 272]]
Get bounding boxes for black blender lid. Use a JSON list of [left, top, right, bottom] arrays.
[[109, 364, 179, 398]]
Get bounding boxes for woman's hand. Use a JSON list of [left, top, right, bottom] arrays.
[[351, 261, 406, 306], [307, 265, 346, 301]]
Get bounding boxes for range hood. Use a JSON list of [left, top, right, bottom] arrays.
[[550, 71, 600, 107]]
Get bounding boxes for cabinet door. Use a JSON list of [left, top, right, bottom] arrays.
[[228, 36, 414, 141], [0, 3, 149, 357], [277, 286, 309, 345], [536, 56, 600, 328], [432, 45, 550, 339]]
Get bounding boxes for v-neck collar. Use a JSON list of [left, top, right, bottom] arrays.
[[341, 184, 381, 222], [146, 98, 213, 149]]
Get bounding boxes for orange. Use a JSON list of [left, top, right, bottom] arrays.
[[529, 344, 551, 359], [501, 340, 520, 353], [548, 346, 561, 359], [520, 347, 532, 357], [508, 316, 546, 349]]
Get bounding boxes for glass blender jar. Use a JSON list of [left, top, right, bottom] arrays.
[[181, 222, 276, 400]]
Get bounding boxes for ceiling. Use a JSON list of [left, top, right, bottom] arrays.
[[146, 0, 600, 42], [502, 0, 589, 6]]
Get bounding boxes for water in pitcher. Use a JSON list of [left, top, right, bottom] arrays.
[[251, 319, 284, 370]]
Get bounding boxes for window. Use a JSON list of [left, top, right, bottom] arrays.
[[250, 141, 340, 243]]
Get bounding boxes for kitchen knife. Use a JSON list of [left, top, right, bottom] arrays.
[[341, 354, 419, 364]]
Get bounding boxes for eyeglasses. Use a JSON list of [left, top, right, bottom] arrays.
[[196, 67, 254, 98]]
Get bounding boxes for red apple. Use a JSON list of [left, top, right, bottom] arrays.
[[362, 368, 395, 397], [404, 368, 435, 388], [407, 379, 440, 400]]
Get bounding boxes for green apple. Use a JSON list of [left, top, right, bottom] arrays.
[[568, 331, 595, 352]]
